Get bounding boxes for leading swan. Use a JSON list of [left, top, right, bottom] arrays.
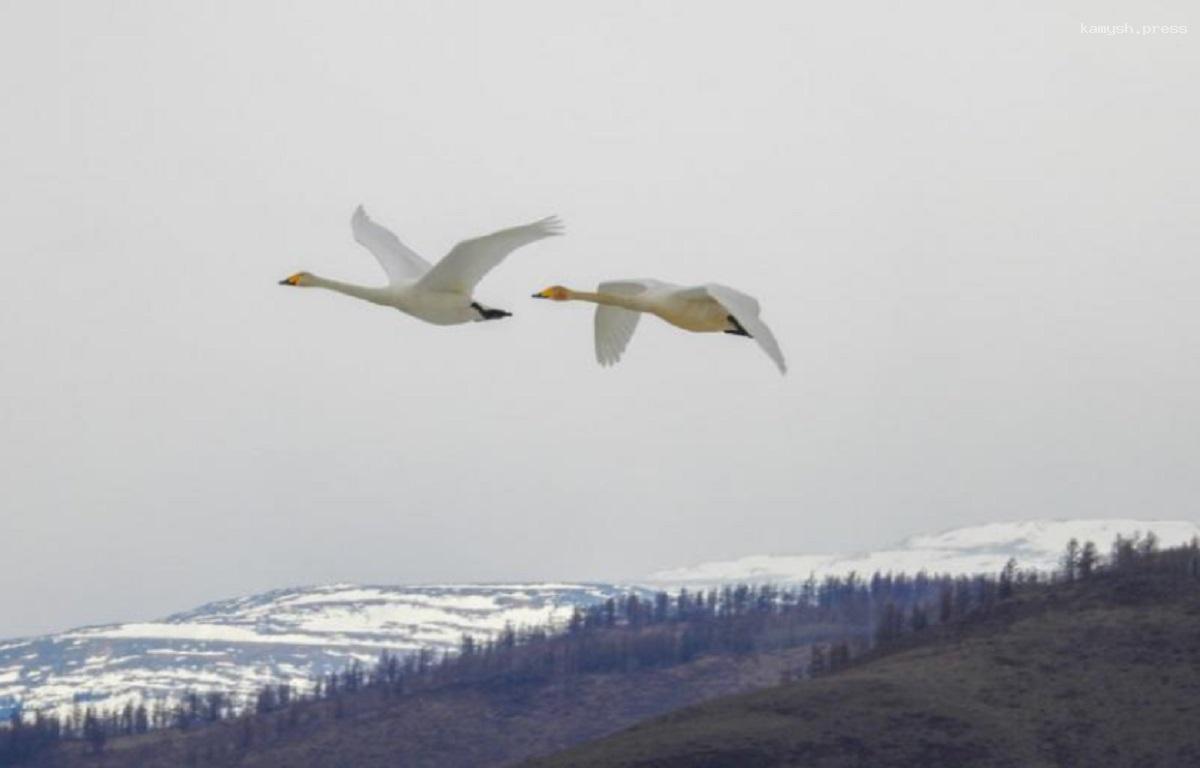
[[280, 206, 563, 325]]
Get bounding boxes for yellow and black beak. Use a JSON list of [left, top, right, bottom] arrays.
[[531, 291, 547, 299], [279, 275, 300, 286]]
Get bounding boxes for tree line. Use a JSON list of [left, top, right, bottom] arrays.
[[3, 531, 1197, 765]]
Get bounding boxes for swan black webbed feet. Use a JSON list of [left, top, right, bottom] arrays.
[[724, 315, 751, 337], [471, 302, 513, 321]]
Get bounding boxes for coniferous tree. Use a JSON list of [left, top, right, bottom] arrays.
[[119, 701, 134, 735], [875, 602, 902, 645], [910, 603, 929, 632], [1112, 534, 1139, 570], [204, 691, 225, 723], [134, 703, 150, 734], [82, 708, 106, 755], [939, 586, 954, 623], [258, 684, 279, 714], [1062, 538, 1080, 581], [998, 558, 1017, 599], [1078, 541, 1098, 579], [653, 591, 670, 623], [953, 578, 972, 618]]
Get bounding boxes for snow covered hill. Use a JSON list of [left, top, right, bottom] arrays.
[[647, 518, 1200, 586], [0, 583, 626, 720], [2, 518, 1196, 721]]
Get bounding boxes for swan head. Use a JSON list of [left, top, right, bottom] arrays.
[[278, 272, 313, 287], [532, 285, 571, 301]]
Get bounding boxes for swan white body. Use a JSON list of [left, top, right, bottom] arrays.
[[280, 206, 563, 325], [534, 279, 787, 374]]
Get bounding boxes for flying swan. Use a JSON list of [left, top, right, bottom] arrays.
[[279, 206, 563, 325], [532, 280, 787, 374]]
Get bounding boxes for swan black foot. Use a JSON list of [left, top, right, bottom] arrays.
[[724, 315, 751, 337], [471, 302, 512, 321]]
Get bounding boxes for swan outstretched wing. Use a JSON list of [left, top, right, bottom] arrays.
[[593, 281, 649, 367], [418, 216, 563, 294], [351, 205, 432, 283], [702, 283, 787, 374]]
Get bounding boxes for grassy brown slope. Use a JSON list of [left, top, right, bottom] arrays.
[[524, 572, 1200, 768], [45, 646, 814, 768]]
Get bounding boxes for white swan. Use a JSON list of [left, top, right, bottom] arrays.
[[532, 280, 787, 374], [279, 206, 563, 325]]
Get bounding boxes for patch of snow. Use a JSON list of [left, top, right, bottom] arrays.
[[647, 518, 1200, 586], [0, 582, 627, 719]]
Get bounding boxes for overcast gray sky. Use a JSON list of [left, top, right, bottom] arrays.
[[2, 1, 1197, 638]]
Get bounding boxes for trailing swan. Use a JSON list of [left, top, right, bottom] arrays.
[[532, 279, 786, 374]]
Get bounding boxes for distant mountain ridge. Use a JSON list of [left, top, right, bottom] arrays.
[[2, 518, 1195, 721], [647, 518, 1200, 586], [0, 583, 627, 720]]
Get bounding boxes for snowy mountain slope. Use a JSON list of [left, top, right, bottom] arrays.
[[647, 519, 1200, 586], [3, 518, 1197, 721], [0, 583, 627, 720]]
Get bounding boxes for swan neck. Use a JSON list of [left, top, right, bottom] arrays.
[[309, 275, 387, 304], [569, 289, 639, 310]]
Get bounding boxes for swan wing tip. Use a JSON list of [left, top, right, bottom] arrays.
[[537, 215, 565, 236]]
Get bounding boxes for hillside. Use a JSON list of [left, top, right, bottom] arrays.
[[526, 560, 1200, 767], [7, 570, 889, 766], [9, 537, 1199, 767], [4, 519, 1193, 723], [0, 584, 627, 721], [44, 643, 815, 768]]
